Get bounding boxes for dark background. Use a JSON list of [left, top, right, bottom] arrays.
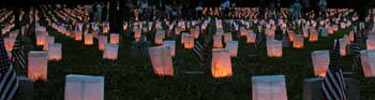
[[2, 0, 372, 20]]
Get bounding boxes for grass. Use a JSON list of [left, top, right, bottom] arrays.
[[14, 15, 375, 100]]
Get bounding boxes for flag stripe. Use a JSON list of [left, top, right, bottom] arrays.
[[334, 71, 345, 99], [322, 39, 347, 100], [12, 33, 27, 69], [0, 66, 17, 100], [193, 41, 204, 61], [351, 31, 361, 68], [0, 65, 13, 91], [324, 70, 341, 100], [322, 83, 333, 100], [0, 37, 18, 100], [4, 79, 18, 100], [323, 80, 337, 100], [13, 50, 26, 68]]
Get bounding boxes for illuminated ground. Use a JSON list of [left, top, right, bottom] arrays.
[[13, 14, 375, 100]]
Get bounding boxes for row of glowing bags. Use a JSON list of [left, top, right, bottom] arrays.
[[63, 74, 287, 100], [311, 50, 375, 77]]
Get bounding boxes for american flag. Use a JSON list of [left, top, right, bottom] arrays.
[[193, 41, 204, 61], [0, 36, 19, 100], [12, 33, 27, 69], [322, 39, 347, 100], [351, 31, 361, 68]]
